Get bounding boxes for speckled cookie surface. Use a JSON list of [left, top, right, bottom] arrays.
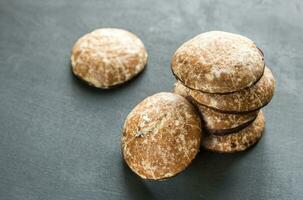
[[173, 81, 259, 133], [71, 28, 148, 88], [122, 92, 201, 180], [202, 111, 265, 153], [190, 67, 275, 113], [171, 31, 264, 93]]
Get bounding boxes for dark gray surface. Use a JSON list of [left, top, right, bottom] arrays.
[[0, 0, 303, 199]]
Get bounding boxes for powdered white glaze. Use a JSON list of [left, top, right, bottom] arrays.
[[71, 28, 147, 88], [122, 92, 201, 180], [172, 31, 264, 93]]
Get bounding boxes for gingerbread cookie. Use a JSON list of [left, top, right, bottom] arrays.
[[171, 31, 264, 93], [190, 67, 275, 113], [122, 92, 201, 180], [202, 111, 265, 153], [71, 28, 148, 88]]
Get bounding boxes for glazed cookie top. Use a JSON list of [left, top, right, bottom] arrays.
[[122, 92, 201, 180], [202, 111, 265, 153], [190, 67, 275, 113], [71, 28, 148, 88], [172, 31, 264, 93]]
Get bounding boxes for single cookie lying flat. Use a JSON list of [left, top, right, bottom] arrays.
[[202, 111, 265, 153], [190, 67, 275, 113], [171, 31, 264, 93], [71, 28, 148, 88], [122, 92, 201, 180], [173, 81, 259, 134]]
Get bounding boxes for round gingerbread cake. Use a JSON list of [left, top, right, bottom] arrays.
[[122, 92, 201, 180], [172, 31, 265, 93], [71, 28, 148, 88]]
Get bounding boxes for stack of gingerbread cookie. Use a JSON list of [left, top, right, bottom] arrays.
[[172, 31, 275, 153]]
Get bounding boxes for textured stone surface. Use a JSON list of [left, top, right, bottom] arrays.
[[191, 67, 275, 113], [1, 0, 303, 199], [71, 28, 147, 88], [173, 81, 259, 133], [202, 111, 265, 153], [122, 92, 201, 180], [172, 31, 265, 93]]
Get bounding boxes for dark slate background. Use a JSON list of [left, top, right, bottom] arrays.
[[0, 0, 302, 199]]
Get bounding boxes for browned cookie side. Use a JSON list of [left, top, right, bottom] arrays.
[[197, 104, 259, 135], [190, 67, 275, 113], [202, 111, 265, 153], [173, 81, 191, 99], [173, 81, 259, 134]]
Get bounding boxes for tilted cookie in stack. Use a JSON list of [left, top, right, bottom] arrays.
[[172, 31, 275, 153]]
